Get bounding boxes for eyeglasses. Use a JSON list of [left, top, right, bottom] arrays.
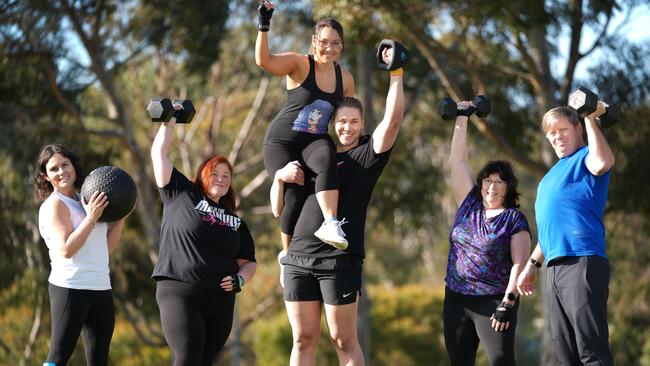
[[482, 179, 506, 186], [316, 39, 343, 50]]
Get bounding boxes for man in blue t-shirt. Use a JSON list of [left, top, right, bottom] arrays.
[[517, 104, 615, 365]]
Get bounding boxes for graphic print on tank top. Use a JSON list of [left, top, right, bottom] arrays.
[[291, 99, 334, 134], [194, 198, 242, 230]]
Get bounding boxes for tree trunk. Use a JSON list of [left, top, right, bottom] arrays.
[[356, 45, 376, 131]]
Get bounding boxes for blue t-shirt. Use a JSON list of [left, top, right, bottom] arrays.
[[535, 146, 611, 262], [446, 186, 530, 295]]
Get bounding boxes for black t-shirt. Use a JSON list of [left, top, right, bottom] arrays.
[[152, 168, 256, 290], [289, 135, 391, 259]]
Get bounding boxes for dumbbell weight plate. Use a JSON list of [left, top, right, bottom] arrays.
[[568, 87, 598, 117], [147, 98, 174, 122], [437, 98, 458, 120]]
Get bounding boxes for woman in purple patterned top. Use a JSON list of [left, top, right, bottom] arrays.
[[443, 100, 531, 366]]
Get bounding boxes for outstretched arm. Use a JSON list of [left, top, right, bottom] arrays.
[[584, 102, 615, 176], [449, 102, 474, 206]]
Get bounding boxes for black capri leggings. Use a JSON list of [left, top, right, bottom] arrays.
[[263, 136, 339, 235], [156, 279, 236, 366], [443, 287, 519, 366], [46, 283, 115, 366]]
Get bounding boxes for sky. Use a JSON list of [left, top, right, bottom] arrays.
[[561, 3, 650, 78]]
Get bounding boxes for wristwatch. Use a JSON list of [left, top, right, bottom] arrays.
[[506, 292, 517, 301], [530, 257, 542, 268]]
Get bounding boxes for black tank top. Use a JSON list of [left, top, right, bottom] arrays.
[[264, 55, 343, 144]]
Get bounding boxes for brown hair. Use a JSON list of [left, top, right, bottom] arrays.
[[473, 160, 521, 208], [310, 18, 345, 55], [34, 144, 84, 200], [542, 106, 580, 133], [333, 96, 364, 122], [193, 155, 237, 213]]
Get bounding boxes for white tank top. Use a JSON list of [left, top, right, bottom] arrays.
[[38, 191, 111, 290]]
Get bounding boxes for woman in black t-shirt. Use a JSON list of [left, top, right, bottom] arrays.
[[151, 114, 256, 366]]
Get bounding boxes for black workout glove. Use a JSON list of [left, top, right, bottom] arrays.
[[231, 274, 244, 293], [257, 2, 274, 32], [493, 301, 514, 323]]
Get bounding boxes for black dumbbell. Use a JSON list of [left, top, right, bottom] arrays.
[[147, 98, 196, 124], [567, 87, 619, 129], [376, 39, 410, 71], [437, 95, 491, 120]]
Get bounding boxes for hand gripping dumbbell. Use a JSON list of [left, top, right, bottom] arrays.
[[437, 95, 491, 120], [567, 87, 619, 129], [376, 39, 410, 71], [147, 98, 196, 123]]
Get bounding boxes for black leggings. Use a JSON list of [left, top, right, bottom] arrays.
[[46, 283, 115, 366], [263, 136, 339, 235], [443, 288, 519, 366], [156, 279, 236, 366]]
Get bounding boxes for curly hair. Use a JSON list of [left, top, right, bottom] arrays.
[[473, 160, 521, 208]]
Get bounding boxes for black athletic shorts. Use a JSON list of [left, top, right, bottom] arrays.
[[282, 254, 362, 305]]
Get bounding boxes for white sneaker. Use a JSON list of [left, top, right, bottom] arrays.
[[278, 250, 287, 288], [314, 218, 349, 250]]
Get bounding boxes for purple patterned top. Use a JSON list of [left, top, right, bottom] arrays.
[[445, 186, 530, 295]]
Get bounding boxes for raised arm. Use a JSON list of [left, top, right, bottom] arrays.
[[254, 1, 303, 77], [372, 59, 404, 154], [584, 102, 615, 176], [151, 119, 175, 188], [449, 102, 474, 206]]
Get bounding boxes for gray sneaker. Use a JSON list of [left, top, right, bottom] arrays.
[[314, 218, 349, 250]]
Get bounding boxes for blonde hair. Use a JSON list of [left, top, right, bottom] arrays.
[[541, 106, 579, 133]]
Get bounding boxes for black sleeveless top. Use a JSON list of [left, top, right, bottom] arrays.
[[264, 55, 343, 144]]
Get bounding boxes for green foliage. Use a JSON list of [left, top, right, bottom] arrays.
[[369, 285, 447, 365], [251, 312, 292, 366], [109, 320, 171, 365], [128, 0, 230, 75]]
